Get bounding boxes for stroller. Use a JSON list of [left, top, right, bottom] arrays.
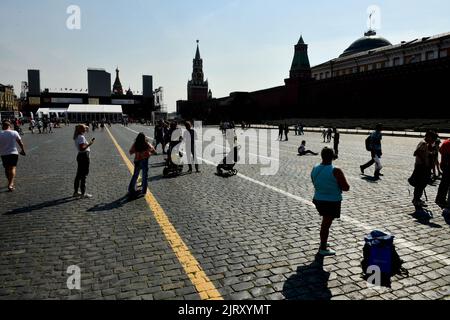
[[163, 140, 184, 177], [217, 146, 239, 177]]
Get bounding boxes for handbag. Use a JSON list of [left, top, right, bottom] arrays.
[[408, 170, 418, 187]]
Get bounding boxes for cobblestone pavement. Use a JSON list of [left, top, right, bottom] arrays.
[[0, 124, 449, 300]]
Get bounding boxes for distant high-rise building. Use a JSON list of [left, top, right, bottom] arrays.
[[28, 70, 41, 95], [142, 75, 153, 98], [88, 69, 111, 97], [113, 67, 124, 95], [187, 40, 209, 102]]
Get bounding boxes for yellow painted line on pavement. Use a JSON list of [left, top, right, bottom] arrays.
[[106, 127, 223, 300]]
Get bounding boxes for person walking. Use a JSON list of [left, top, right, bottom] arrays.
[[432, 137, 443, 180], [311, 147, 350, 256], [73, 125, 95, 199], [333, 128, 340, 159], [184, 121, 200, 173], [29, 119, 36, 134], [37, 119, 43, 134], [128, 133, 156, 197], [360, 124, 383, 180], [42, 119, 48, 134], [163, 121, 170, 154], [435, 137, 450, 209], [284, 124, 289, 141], [322, 129, 327, 143], [278, 124, 284, 141], [300, 124, 305, 136], [327, 128, 333, 143], [409, 130, 438, 209], [154, 120, 165, 154], [0, 121, 26, 192]]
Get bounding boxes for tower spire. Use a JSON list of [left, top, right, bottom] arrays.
[[290, 35, 312, 80], [188, 40, 209, 102], [113, 66, 123, 95], [195, 40, 201, 60]]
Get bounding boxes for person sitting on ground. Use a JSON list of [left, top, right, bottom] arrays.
[[298, 141, 318, 156]]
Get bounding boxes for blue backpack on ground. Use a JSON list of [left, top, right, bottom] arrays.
[[361, 230, 407, 287]]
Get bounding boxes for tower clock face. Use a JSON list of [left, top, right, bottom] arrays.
[[197, 72, 202, 79]]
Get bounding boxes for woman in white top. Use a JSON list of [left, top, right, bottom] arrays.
[[73, 125, 95, 198]]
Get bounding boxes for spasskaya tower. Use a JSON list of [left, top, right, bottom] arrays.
[[187, 40, 210, 102]]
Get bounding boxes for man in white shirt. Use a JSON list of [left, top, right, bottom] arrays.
[[0, 121, 26, 191]]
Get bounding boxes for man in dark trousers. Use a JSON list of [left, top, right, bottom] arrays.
[[154, 120, 165, 155], [278, 124, 284, 141], [360, 124, 383, 180], [284, 124, 289, 141], [333, 128, 340, 159], [184, 121, 200, 173]]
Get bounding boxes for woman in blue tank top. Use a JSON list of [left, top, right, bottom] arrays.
[[311, 148, 350, 256]]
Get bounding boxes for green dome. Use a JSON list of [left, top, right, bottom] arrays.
[[340, 31, 392, 57]]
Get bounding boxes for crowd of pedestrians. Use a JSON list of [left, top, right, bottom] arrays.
[[2, 117, 450, 259]]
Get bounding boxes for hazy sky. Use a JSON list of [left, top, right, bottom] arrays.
[[1, 0, 450, 112]]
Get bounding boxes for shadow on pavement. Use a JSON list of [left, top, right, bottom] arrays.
[[149, 162, 167, 168], [148, 175, 166, 182], [361, 175, 381, 183], [409, 210, 442, 228], [283, 254, 331, 300], [149, 172, 191, 182], [87, 196, 131, 213], [4, 197, 79, 215]]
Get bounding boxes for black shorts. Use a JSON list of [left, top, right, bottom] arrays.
[[313, 199, 342, 219], [1, 154, 19, 168]]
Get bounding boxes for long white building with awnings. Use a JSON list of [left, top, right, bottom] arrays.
[[67, 104, 124, 122]]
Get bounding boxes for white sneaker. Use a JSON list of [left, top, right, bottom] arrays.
[[81, 194, 93, 199], [73, 192, 82, 198], [319, 249, 336, 257]]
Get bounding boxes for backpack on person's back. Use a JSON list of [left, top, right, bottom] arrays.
[[365, 135, 373, 151]]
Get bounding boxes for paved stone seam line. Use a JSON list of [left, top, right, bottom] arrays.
[[106, 127, 223, 301]]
